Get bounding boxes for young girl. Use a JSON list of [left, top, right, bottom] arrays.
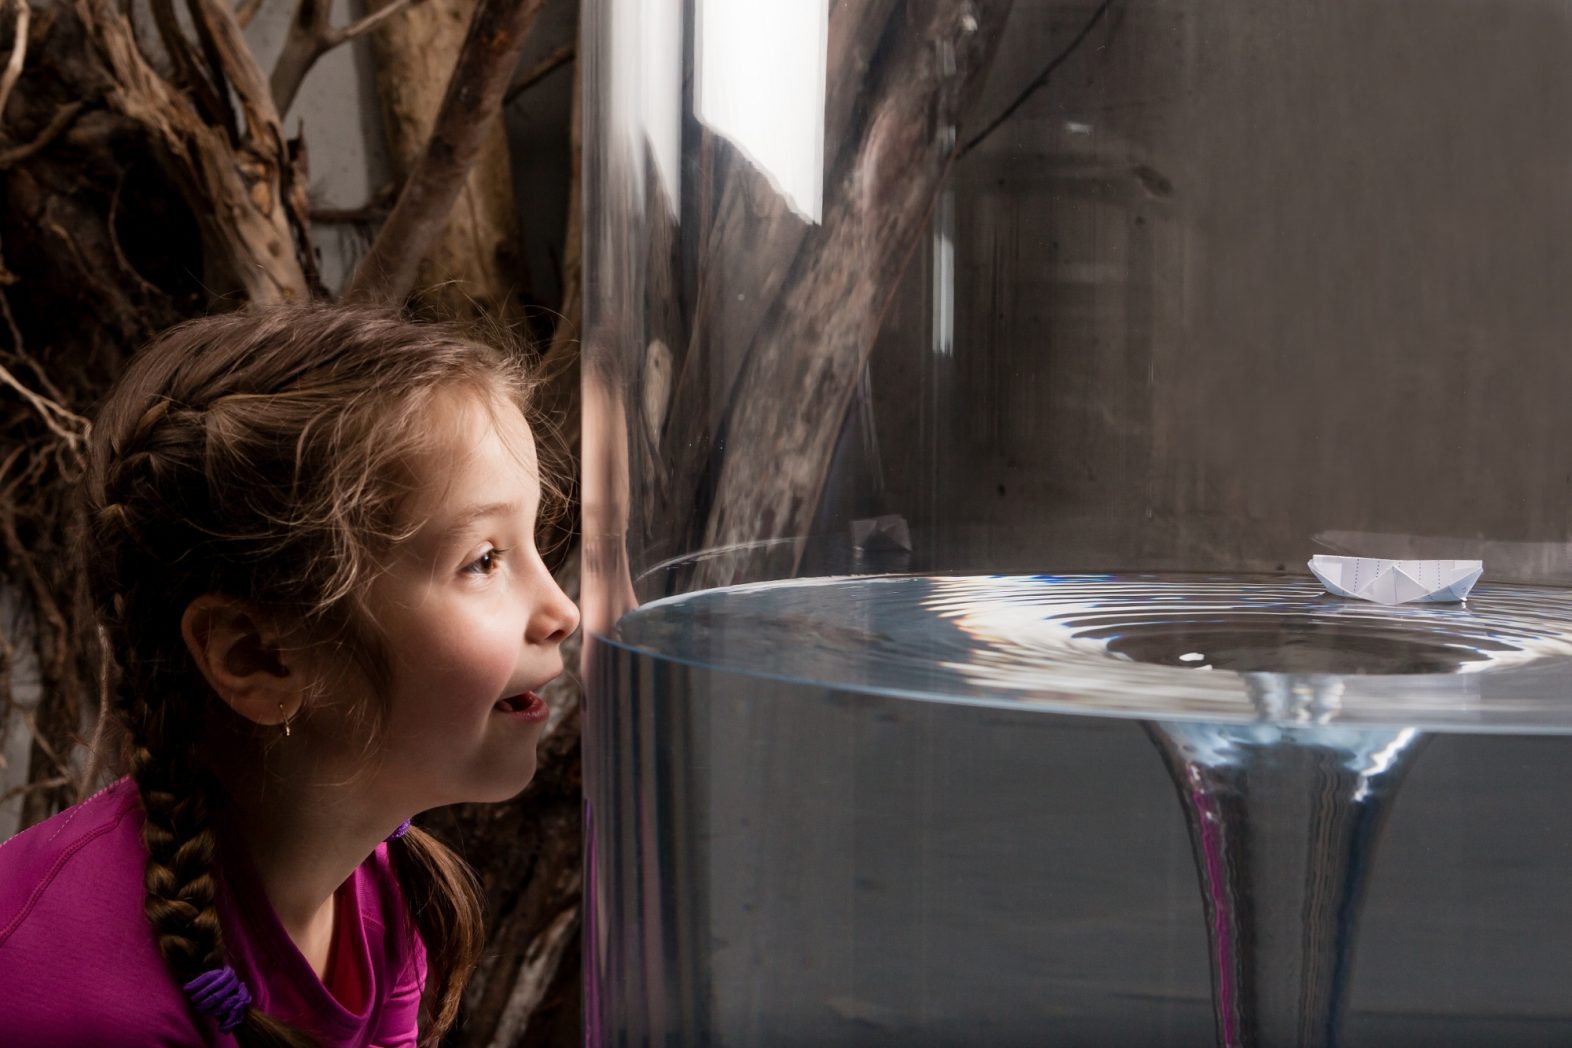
[[0, 304, 580, 1046]]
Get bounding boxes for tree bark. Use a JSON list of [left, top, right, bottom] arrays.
[[650, 0, 1014, 588], [356, 0, 533, 320], [76, 0, 311, 303], [269, 0, 422, 116]]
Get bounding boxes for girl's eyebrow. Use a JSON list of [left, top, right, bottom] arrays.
[[441, 500, 523, 538]]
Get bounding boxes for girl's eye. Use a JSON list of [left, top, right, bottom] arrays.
[[464, 548, 509, 576]]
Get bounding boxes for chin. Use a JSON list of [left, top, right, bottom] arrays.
[[471, 763, 540, 805]]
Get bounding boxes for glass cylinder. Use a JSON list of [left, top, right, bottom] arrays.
[[582, 2, 1572, 1045]]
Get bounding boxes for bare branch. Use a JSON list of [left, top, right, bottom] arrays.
[[504, 41, 572, 105], [235, 0, 263, 28], [184, 0, 241, 138], [346, 0, 545, 303], [21, 708, 72, 776], [0, 444, 27, 493], [10, 348, 78, 423], [309, 179, 397, 223], [958, 0, 1113, 158], [0, 776, 72, 810], [0, 0, 31, 128], [78, 626, 117, 794], [0, 358, 92, 451], [489, 904, 581, 1045], [336, 0, 418, 46], [270, 0, 422, 115], [0, 100, 87, 170], [281, 131, 326, 294], [148, 0, 232, 134], [311, 202, 389, 223], [183, 0, 292, 150], [106, 162, 166, 298], [269, 0, 331, 115]]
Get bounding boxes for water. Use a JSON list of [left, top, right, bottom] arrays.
[[586, 574, 1572, 1046]]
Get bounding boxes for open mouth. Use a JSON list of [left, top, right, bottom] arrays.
[[493, 691, 549, 721]]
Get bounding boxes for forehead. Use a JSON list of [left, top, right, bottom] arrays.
[[401, 388, 539, 517]]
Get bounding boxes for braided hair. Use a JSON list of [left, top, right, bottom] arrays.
[[82, 304, 544, 1044]]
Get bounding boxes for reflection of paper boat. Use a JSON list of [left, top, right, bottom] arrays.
[[1308, 555, 1483, 606], [851, 515, 912, 553]]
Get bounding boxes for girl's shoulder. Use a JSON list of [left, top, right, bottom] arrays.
[[0, 778, 204, 1043], [0, 777, 143, 923]]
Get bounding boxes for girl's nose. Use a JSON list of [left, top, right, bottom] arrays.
[[529, 569, 581, 645]]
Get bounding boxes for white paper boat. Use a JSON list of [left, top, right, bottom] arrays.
[[1308, 555, 1482, 606]]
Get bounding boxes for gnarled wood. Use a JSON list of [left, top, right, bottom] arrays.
[[76, 0, 309, 303], [352, 0, 534, 320], [269, 0, 421, 116]]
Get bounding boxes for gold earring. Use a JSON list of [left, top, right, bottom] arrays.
[[278, 702, 292, 737]]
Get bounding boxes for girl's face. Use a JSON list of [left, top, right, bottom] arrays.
[[329, 390, 579, 812]]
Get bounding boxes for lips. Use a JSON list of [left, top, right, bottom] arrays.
[[493, 690, 550, 722]]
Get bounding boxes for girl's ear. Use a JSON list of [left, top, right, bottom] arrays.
[[180, 594, 304, 728]]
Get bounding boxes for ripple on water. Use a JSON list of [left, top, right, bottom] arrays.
[[610, 574, 1572, 732]]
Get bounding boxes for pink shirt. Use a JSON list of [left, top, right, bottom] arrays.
[[0, 778, 426, 1046]]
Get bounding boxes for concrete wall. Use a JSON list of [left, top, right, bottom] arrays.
[[857, 0, 1572, 580]]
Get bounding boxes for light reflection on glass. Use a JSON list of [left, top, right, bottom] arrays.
[[607, 0, 682, 214], [695, 0, 828, 223], [932, 190, 955, 358]]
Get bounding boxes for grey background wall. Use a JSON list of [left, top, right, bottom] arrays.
[[854, 0, 1572, 579]]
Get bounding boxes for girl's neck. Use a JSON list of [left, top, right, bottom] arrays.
[[203, 728, 405, 965], [291, 890, 338, 980]]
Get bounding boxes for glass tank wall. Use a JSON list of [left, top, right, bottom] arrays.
[[581, 2, 1572, 1045]]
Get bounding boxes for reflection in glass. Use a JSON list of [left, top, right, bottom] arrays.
[[695, 0, 828, 223], [1150, 712, 1426, 1047]]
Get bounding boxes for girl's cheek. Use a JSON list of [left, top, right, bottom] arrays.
[[466, 622, 519, 678]]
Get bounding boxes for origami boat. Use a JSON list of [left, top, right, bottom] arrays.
[[1308, 555, 1483, 606]]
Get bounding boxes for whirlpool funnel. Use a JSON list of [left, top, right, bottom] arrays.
[[581, 3, 1572, 1045]]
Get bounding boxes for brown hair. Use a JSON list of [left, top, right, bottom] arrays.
[[83, 302, 550, 1046]]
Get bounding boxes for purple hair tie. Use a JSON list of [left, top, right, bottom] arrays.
[[386, 818, 412, 842], [183, 965, 252, 1032]]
